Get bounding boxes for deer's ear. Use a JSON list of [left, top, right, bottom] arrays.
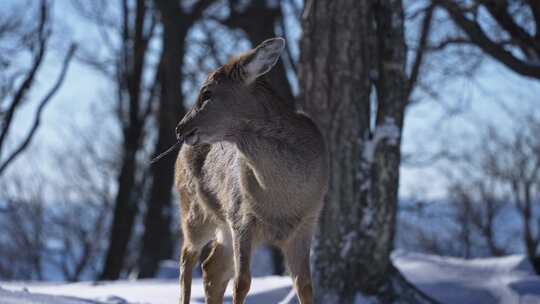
[[243, 38, 285, 84]]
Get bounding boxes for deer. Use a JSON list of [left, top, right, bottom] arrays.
[[174, 37, 328, 304]]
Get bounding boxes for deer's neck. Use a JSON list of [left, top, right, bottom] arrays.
[[229, 115, 317, 190]]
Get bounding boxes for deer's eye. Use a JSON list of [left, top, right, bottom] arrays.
[[201, 89, 212, 101]]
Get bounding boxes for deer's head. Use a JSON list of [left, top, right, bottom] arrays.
[[175, 37, 285, 145]]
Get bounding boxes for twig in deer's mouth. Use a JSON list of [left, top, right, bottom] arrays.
[[149, 139, 183, 164]]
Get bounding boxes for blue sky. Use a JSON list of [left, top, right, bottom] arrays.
[[4, 0, 540, 201]]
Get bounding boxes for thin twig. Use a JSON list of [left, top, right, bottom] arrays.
[[149, 140, 182, 164], [407, 4, 434, 99]]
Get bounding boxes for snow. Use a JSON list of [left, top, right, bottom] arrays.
[[2, 251, 540, 304], [0, 277, 292, 304], [393, 251, 540, 304], [340, 231, 356, 258], [362, 117, 400, 164]]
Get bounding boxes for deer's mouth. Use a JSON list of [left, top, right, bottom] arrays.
[[183, 128, 199, 145]]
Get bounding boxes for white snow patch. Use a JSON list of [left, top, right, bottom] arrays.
[[393, 251, 540, 304], [359, 177, 371, 191], [3, 252, 540, 304]]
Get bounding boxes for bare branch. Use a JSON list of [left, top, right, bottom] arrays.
[[425, 37, 476, 51], [482, 1, 539, 59], [278, 2, 298, 74], [199, 20, 225, 67], [189, 0, 217, 21], [0, 44, 77, 176], [435, 0, 540, 79], [0, 0, 49, 157], [526, 0, 540, 40], [407, 4, 434, 99]]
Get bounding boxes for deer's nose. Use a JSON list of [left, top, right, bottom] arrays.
[[175, 123, 183, 140], [176, 107, 197, 140]]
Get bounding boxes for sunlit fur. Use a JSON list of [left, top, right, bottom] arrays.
[[174, 39, 328, 304]]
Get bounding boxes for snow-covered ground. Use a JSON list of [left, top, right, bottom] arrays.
[[2, 251, 540, 304]]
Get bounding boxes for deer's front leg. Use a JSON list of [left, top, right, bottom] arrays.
[[179, 245, 200, 304], [202, 229, 234, 304], [231, 221, 254, 304]]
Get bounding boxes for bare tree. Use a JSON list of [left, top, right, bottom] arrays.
[[447, 174, 509, 258], [136, 0, 217, 279], [0, 168, 112, 282], [408, 109, 540, 266], [458, 114, 540, 271], [0, 113, 116, 282], [99, 0, 157, 280], [72, 0, 158, 280], [0, 175, 47, 280], [48, 121, 116, 281], [397, 0, 540, 262], [0, 0, 76, 176], [396, 183, 510, 260], [299, 0, 436, 302]]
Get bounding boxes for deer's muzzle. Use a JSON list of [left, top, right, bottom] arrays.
[[175, 110, 200, 145]]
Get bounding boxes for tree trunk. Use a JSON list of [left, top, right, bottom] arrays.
[[100, 131, 142, 280], [100, 0, 153, 280], [299, 1, 436, 302], [137, 5, 188, 278]]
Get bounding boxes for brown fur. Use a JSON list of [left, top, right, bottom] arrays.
[[174, 38, 328, 304]]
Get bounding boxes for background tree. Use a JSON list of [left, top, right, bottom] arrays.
[[47, 122, 117, 281], [72, 0, 159, 280], [299, 0, 435, 302], [98, 0, 158, 280], [446, 158, 509, 258], [136, 0, 216, 278], [447, 112, 540, 271], [0, 176, 47, 280], [395, 0, 540, 266], [0, 119, 114, 281]]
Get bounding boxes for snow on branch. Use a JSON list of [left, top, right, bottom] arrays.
[[340, 231, 357, 258], [356, 117, 400, 191], [362, 117, 400, 164]]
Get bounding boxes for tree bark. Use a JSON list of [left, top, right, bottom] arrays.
[[100, 0, 154, 280], [137, 0, 215, 278], [299, 0, 436, 302], [137, 2, 188, 278], [100, 139, 141, 280]]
